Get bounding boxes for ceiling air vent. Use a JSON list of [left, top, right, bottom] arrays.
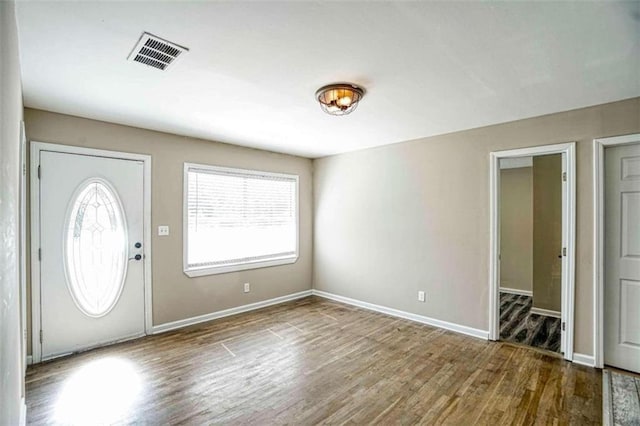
[[128, 32, 188, 71]]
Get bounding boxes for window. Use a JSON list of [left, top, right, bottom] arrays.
[[184, 163, 298, 276], [64, 178, 128, 317]]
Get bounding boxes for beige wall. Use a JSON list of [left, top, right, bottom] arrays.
[[21, 97, 640, 360], [24, 109, 313, 353], [499, 167, 533, 293], [0, 0, 25, 423], [313, 97, 640, 356], [532, 154, 562, 312]]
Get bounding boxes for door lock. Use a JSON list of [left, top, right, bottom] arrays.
[[129, 242, 143, 261]]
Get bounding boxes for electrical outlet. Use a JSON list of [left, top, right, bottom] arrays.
[[158, 225, 169, 236], [418, 291, 426, 302], [244, 283, 250, 293]]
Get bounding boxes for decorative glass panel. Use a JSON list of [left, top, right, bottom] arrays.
[[64, 179, 127, 317]]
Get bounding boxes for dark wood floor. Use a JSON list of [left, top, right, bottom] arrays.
[[26, 296, 602, 425], [500, 292, 561, 353]]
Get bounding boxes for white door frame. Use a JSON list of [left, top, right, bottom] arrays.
[[593, 133, 640, 369], [489, 142, 576, 361], [19, 122, 27, 371], [30, 141, 153, 364]]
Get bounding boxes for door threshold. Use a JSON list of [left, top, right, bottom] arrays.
[[498, 340, 564, 359], [39, 332, 146, 363]]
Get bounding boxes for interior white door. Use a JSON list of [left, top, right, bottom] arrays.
[[39, 150, 145, 359], [604, 142, 640, 373]]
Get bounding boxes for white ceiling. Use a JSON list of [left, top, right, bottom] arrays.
[[16, 1, 640, 158]]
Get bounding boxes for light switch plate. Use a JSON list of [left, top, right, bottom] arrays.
[[158, 225, 170, 236]]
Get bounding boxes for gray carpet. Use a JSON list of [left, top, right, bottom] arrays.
[[604, 369, 640, 426], [499, 292, 561, 353]]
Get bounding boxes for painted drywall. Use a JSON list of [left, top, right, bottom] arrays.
[[499, 167, 533, 293], [0, 0, 24, 423], [313, 97, 640, 356], [24, 108, 313, 354], [532, 154, 562, 312]]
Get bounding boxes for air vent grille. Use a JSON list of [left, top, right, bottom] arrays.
[[134, 54, 167, 70], [128, 32, 188, 71]]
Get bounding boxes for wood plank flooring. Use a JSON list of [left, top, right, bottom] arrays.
[[500, 292, 561, 353], [26, 296, 602, 425]]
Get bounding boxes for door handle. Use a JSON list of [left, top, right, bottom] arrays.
[[129, 254, 142, 261]]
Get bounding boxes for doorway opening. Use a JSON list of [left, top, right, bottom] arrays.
[[489, 142, 576, 360]]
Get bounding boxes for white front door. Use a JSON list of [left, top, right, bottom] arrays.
[[38, 150, 145, 359], [604, 142, 640, 373]]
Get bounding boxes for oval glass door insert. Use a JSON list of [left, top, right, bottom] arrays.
[[64, 179, 128, 317]]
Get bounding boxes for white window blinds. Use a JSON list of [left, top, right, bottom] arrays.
[[184, 164, 298, 275]]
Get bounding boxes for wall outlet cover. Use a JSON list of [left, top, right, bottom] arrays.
[[158, 225, 170, 236], [418, 291, 426, 302], [244, 283, 250, 293]]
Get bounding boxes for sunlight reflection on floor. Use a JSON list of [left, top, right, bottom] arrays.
[[54, 357, 142, 425]]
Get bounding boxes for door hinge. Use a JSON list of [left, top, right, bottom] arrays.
[[39, 330, 43, 343], [23, 164, 26, 176], [562, 247, 567, 257], [562, 322, 566, 331], [38, 248, 41, 261], [562, 171, 567, 182], [37, 165, 41, 179]]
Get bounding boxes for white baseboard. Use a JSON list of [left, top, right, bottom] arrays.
[[311, 290, 489, 340], [572, 352, 596, 367], [20, 397, 26, 425], [152, 290, 313, 334], [499, 287, 532, 297], [26, 355, 32, 365], [530, 307, 561, 318]]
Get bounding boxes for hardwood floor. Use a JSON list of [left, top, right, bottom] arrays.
[[26, 296, 601, 425]]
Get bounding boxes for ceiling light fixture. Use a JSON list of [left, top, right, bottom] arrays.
[[315, 83, 365, 116]]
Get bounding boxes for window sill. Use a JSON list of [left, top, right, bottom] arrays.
[[184, 255, 298, 277]]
